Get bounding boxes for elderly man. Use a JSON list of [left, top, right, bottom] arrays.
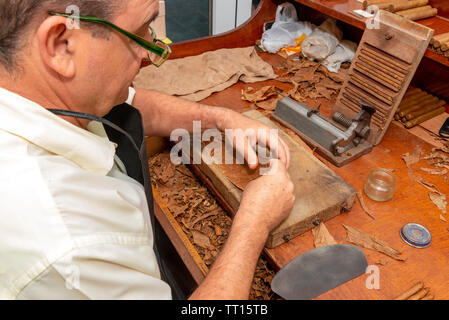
[[0, 0, 295, 300]]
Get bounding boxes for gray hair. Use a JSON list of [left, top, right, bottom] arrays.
[[0, 0, 123, 72]]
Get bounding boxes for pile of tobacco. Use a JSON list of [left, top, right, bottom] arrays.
[[241, 53, 349, 111], [149, 151, 279, 300]]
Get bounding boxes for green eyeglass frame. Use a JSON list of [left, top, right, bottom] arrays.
[[48, 11, 171, 67]]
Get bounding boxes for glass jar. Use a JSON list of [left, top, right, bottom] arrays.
[[364, 168, 396, 202]]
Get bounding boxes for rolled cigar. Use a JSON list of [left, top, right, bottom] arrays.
[[396, 93, 428, 115], [409, 287, 430, 300], [363, 0, 393, 8], [392, 0, 429, 13], [398, 95, 438, 117], [441, 40, 449, 52], [398, 90, 427, 108], [432, 32, 449, 48], [405, 106, 446, 128], [404, 88, 422, 97], [421, 294, 434, 300], [394, 282, 424, 300], [405, 100, 447, 120], [396, 6, 438, 21]]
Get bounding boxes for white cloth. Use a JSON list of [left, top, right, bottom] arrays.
[[302, 18, 343, 61], [322, 40, 357, 73], [0, 87, 172, 300]]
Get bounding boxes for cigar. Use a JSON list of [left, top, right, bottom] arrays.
[[396, 6, 438, 21], [396, 91, 429, 119], [398, 95, 438, 117], [403, 88, 422, 98], [432, 32, 449, 48], [398, 90, 427, 109], [363, 0, 394, 9], [405, 107, 446, 128], [394, 281, 424, 300], [409, 287, 430, 300], [421, 294, 434, 300], [404, 100, 446, 120], [392, 0, 429, 13], [441, 40, 449, 52]]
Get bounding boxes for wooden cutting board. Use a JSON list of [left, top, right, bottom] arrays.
[[192, 110, 356, 248]]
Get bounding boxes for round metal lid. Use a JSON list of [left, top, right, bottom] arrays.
[[400, 223, 431, 248]]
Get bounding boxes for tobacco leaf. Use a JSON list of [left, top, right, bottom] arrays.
[[402, 146, 423, 168], [420, 167, 448, 175], [416, 178, 441, 194], [343, 224, 405, 261], [375, 259, 389, 266], [241, 86, 278, 103], [191, 229, 213, 249], [312, 223, 337, 248], [218, 162, 260, 190], [429, 192, 447, 214], [255, 97, 280, 111], [357, 190, 376, 220]]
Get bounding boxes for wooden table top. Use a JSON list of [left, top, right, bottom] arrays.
[[199, 52, 449, 300]]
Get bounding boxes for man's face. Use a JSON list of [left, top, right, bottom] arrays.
[[80, 0, 159, 115]]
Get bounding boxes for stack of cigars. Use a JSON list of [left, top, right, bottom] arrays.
[[363, 0, 438, 21], [395, 88, 447, 128], [430, 32, 449, 58]]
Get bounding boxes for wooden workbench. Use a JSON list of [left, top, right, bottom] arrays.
[[149, 0, 449, 300]]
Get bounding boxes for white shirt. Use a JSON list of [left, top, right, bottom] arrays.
[[0, 87, 172, 300]]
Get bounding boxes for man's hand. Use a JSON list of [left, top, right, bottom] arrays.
[[189, 159, 295, 300], [219, 110, 291, 170], [236, 159, 295, 235]]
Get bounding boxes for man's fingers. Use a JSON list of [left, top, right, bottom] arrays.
[[264, 158, 287, 176], [243, 136, 259, 170], [278, 138, 291, 169]]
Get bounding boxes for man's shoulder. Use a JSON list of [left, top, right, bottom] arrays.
[[0, 128, 152, 246]]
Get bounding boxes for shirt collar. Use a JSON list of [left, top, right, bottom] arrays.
[[0, 87, 116, 175]]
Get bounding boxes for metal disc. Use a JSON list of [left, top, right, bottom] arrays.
[[400, 223, 431, 248]]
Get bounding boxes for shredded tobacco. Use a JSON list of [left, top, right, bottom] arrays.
[[149, 151, 279, 300]]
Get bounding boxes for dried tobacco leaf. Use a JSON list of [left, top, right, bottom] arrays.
[[420, 167, 448, 175], [343, 224, 405, 261], [375, 259, 389, 266], [402, 146, 423, 168], [357, 190, 376, 220], [255, 97, 280, 111], [416, 178, 441, 194], [429, 192, 447, 214], [242, 86, 278, 103], [312, 223, 337, 248], [191, 229, 213, 249]]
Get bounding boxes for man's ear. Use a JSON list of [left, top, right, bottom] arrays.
[[36, 16, 76, 78]]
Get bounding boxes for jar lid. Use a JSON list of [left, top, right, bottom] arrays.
[[400, 223, 431, 248]]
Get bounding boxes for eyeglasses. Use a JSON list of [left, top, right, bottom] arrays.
[[48, 11, 171, 67]]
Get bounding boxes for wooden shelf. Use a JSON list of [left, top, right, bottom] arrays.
[[294, 0, 449, 68]]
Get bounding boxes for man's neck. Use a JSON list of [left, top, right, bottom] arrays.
[[0, 76, 90, 129]]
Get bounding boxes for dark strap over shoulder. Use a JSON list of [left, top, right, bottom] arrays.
[[48, 105, 195, 299]]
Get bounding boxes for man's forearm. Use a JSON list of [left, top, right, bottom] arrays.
[[188, 209, 269, 300], [133, 88, 230, 136]]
